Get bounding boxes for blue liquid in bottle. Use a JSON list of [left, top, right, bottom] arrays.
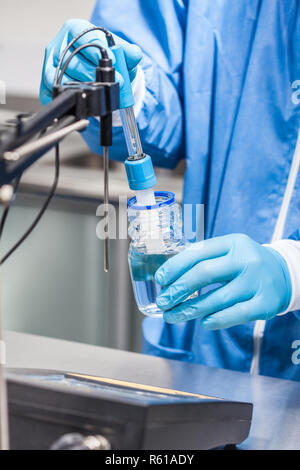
[[129, 249, 175, 318]]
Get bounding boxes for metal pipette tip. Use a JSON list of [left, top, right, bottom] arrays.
[[103, 146, 109, 273]]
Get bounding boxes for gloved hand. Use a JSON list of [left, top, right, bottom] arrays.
[[40, 18, 142, 105], [155, 234, 292, 329]]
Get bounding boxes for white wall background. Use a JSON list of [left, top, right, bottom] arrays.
[[0, 0, 95, 97]]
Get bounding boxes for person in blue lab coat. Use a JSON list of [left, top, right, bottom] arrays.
[[40, 1, 300, 380]]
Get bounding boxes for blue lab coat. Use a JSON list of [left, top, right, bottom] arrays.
[[83, 0, 300, 380]]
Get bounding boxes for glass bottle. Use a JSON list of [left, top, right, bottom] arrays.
[[128, 191, 195, 318]]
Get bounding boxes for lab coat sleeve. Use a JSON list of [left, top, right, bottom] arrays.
[[270, 239, 300, 314], [81, 0, 186, 169]]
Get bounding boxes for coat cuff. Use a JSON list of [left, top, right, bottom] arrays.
[[267, 239, 300, 314]]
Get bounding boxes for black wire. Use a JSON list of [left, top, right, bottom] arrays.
[[0, 144, 60, 266], [57, 43, 107, 86], [0, 208, 9, 242], [54, 26, 115, 87]]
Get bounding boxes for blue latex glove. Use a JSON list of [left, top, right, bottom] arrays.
[[155, 234, 292, 329], [40, 18, 142, 105]]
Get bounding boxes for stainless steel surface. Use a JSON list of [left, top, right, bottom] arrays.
[[5, 330, 300, 450], [103, 146, 109, 273], [3, 119, 89, 161]]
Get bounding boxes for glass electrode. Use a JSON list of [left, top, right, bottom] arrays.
[[120, 107, 143, 158]]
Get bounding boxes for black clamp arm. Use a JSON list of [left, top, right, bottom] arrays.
[[0, 59, 119, 186]]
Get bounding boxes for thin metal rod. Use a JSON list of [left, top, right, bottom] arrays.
[[3, 119, 89, 162], [0, 269, 9, 450], [103, 146, 109, 273]]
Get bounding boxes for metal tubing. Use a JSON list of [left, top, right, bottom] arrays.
[[3, 119, 89, 162], [103, 146, 109, 272]]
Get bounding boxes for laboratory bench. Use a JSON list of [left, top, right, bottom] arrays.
[[5, 330, 300, 450]]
